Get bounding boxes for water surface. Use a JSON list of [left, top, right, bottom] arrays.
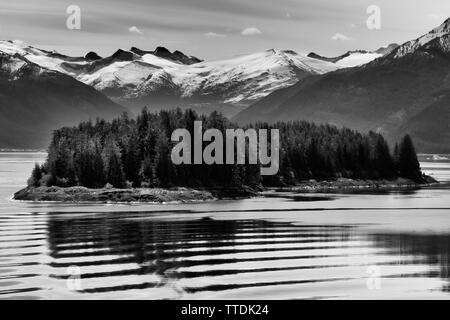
[[0, 152, 449, 299]]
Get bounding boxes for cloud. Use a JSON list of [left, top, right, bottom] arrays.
[[203, 32, 227, 38], [331, 33, 351, 41], [128, 26, 143, 35], [241, 27, 262, 36]]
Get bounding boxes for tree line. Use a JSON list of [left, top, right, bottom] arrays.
[[28, 108, 423, 189]]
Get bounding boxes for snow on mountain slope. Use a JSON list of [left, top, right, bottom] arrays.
[[308, 44, 399, 69], [334, 52, 382, 68], [394, 18, 450, 58], [0, 41, 339, 111], [0, 54, 27, 76], [167, 49, 338, 103], [141, 53, 182, 68], [0, 50, 53, 80], [79, 48, 339, 104], [0, 40, 87, 74], [0, 41, 177, 96], [78, 60, 162, 91]]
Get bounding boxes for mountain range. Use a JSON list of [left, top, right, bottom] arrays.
[[0, 41, 348, 117], [235, 19, 450, 153], [0, 18, 449, 151]]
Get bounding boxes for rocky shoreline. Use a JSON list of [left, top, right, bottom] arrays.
[[12, 185, 258, 203], [13, 176, 438, 203]]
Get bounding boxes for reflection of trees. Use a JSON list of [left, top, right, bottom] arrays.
[[46, 215, 251, 281], [46, 214, 356, 293], [371, 233, 450, 291]]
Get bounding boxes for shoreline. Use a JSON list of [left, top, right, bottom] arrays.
[[269, 177, 439, 193], [13, 186, 218, 204], [13, 177, 438, 203]]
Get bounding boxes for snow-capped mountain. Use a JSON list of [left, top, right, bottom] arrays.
[[163, 49, 339, 103], [0, 41, 338, 116], [394, 18, 450, 58], [308, 44, 399, 68], [333, 51, 383, 68]]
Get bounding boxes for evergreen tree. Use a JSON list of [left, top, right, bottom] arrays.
[[374, 138, 395, 178], [154, 133, 173, 187], [102, 137, 125, 188], [122, 131, 141, 186], [393, 143, 400, 171], [74, 138, 105, 188], [139, 155, 156, 186], [398, 135, 421, 181], [27, 163, 43, 187]]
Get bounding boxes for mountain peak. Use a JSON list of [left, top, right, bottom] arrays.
[[154, 46, 171, 55], [264, 49, 300, 57], [151, 46, 201, 64], [432, 17, 450, 34], [393, 18, 450, 58], [129, 46, 202, 64], [374, 43, 399, 55], [129, 47, 150, 56], [85, 51, 102, 61], [111, 49, 135, 61]]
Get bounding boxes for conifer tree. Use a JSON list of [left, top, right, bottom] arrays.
[[398, 135, 421, 181], [27, 163, 43, 187], [102, 137, 125, 188]]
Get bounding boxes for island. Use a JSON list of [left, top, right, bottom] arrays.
[[14, 109, 434, 203]]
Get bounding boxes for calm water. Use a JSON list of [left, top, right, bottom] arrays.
[[0, 152, 449, 299]]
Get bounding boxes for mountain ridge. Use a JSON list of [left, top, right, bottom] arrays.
[[0, 41, 372, 117], [308, 44, 399, 68]]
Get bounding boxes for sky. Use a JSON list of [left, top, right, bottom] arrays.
[[0, 0, 449, 60]]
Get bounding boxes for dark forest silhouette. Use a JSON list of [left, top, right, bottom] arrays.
[[27, 108, 422, 189]]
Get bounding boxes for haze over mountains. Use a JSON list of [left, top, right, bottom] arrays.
[[236, 18, 450, 153], [0, 18, 449, 151]]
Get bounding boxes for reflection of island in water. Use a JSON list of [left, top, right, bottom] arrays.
[[46, 212, 450, 298], [370, 233, 450, 292]]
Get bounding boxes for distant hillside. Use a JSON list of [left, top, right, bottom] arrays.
[[0, 53, 126, 149]]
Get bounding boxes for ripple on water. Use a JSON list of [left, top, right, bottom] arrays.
[[0, 212, 449, 299]]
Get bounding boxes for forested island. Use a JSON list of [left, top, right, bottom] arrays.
[[14, 108, 434, 203]]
